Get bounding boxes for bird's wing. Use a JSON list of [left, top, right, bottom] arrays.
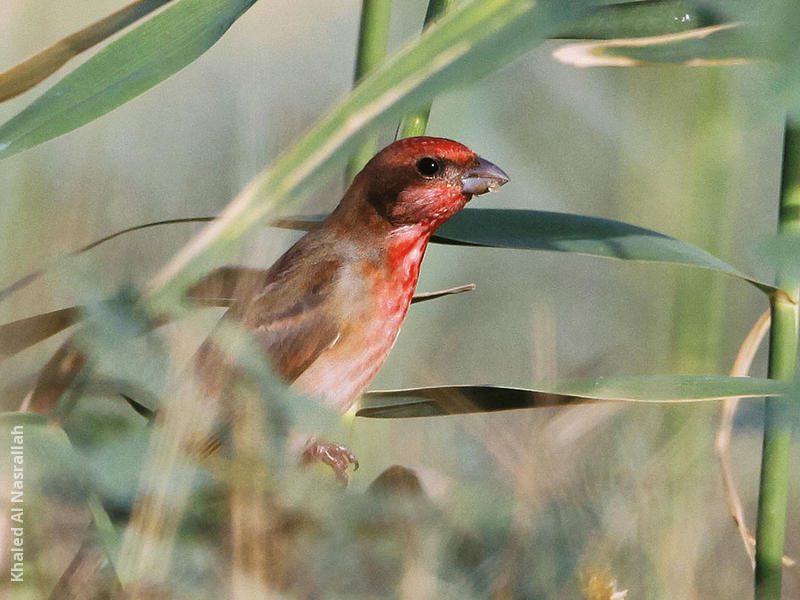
[[186, 265, 266, 307], [233, 255, 346, 382]]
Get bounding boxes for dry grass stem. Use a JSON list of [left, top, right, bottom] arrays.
[[47, 535, 119, 600], [229, 388, 276, 599], [715, 309, 770, 567], [117, 338, 223, 596], [713, 309, 796, 570]]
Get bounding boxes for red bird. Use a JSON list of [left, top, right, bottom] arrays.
[[201, 136, 508, 480]]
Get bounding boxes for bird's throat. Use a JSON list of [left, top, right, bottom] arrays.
[[386, 229, 430, 296], [365, 228, 430, 325]]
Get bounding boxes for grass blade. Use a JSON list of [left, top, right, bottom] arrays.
[[0, 0, 173, 102], [410, 283, 475, 303], [357, 376, 791, 418], [0, 0, 257, 158], [433, 209, 778, 294], [554, 0, 720, 40], [553, 23, 751, 68], [0, 307, 80, 359]]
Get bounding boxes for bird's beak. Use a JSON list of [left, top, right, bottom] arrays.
[[462, 157, 510, 195]]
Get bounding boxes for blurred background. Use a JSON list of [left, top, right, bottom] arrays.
[[1, 1, 797, 598]]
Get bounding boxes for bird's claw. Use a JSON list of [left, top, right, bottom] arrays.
[[301, 441, 359, 485]]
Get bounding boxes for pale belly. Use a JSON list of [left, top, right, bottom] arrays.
[[290, 309, 407, 413], [291, 234, 425, 413]]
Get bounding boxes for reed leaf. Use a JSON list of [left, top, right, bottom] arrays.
[[358, 376, 791, 418], [0, 0, 173, 102], [0, 0, 257, 158], [553, 23, 752, 68]]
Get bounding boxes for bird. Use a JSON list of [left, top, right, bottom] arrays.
[[193, 136, 509, 482]]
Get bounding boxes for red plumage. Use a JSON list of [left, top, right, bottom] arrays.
[[220, 137, 508, 410], [198, 136, 508, 479]]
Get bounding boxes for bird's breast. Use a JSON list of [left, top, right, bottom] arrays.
[[291, 234, 429, 412]]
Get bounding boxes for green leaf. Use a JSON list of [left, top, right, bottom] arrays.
[[274, 209, 779, 295], [357, 376, 790, 418], [434, 209, 777, 294], [0, 0, 174, 103], [0, 0, 256, 158], [144, 0, 592, 307], [554, 0, 721, 40]]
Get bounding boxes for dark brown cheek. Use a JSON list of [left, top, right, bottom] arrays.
[[385, 191, 424, 225]]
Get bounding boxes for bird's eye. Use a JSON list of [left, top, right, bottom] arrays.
[[416, 157, 440, 176]]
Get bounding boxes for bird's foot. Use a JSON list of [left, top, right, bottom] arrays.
[[301, 441, 359, 485]]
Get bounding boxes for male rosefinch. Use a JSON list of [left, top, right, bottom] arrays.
[[198, 136, 508, 480]]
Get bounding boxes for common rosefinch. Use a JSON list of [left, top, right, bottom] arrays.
[[198, 136, 508, 480]]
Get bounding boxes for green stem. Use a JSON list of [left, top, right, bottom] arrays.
[[397, 0, 458, 138], [754, 117, 800, 600], [353, 0, 392, 83], [345, 0, 392, 181]]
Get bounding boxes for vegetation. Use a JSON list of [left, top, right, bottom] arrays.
[[0, 0, 798, 597]]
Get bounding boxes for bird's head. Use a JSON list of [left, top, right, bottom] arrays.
[[352, 136, 509, 230]]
